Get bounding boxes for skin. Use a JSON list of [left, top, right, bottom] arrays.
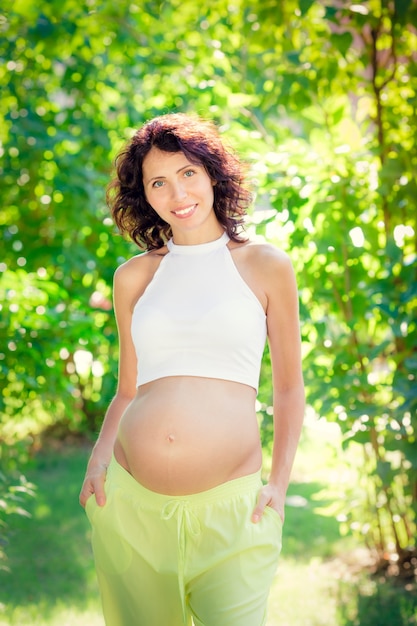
[[79, 147, 305, 524]]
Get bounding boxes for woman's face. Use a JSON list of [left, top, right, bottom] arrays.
[[142, 147, 219, 241]]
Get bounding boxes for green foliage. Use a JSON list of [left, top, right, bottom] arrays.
[[1, 0, 416, 571], [0, 441, 35, 571]]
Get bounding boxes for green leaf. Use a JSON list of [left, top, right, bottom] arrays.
[[324, 6, 339, 22], [395, 0, 412, 20], [332, 105, 345, 125], [299, 0, 315, 16], [330, 32, 353, 57]]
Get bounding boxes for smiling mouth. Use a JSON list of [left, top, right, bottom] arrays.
[[172, 204, 197, 217]]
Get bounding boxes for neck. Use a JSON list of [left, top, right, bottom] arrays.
[[171, 225, 225, 246]]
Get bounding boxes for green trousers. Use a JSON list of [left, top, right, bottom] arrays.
[[86, 456, 282, 626]]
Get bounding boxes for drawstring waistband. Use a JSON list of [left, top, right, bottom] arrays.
[[109, 455, 262, 507], [161, 500, 201, 535]]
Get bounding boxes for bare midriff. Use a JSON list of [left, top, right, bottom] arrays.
[[113, 376, 262, 495]]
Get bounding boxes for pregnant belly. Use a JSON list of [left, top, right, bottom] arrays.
[[114, 377, 262, 495]]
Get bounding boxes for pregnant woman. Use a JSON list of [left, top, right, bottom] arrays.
[[79, 112, 305, 626]]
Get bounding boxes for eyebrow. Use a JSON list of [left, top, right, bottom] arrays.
[[145, 164, 197, 185]]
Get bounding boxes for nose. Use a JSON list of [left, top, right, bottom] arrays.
[[172, 181, 187, 202]]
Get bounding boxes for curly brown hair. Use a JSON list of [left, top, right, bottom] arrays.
[[106, 113, 252, 250]]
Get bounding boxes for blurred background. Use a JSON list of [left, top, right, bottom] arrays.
[[0, 0, 416, 624]]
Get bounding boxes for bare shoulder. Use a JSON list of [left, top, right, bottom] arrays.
[[249, 240, 290, 263], [115, 247, 167, 282], [232, 238, 293, 276], [113, 246, 168, 309]]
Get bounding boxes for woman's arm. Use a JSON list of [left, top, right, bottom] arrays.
[[79, 262, 139, 508], [252, 246, 305, 524]]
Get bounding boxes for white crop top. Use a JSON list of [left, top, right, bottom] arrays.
[[131, 231, 267, 391]]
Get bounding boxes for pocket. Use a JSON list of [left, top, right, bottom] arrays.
[[85, 494, 97, 522], [263, 506, 283, 557], [264, 505, 284, 528]]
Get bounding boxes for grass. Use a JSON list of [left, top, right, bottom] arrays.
[[0, 443, 102, 626], [1, 421, 416, 626]]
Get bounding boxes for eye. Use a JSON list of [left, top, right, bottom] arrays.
[[184, 169, 195, 178], [152, 180, 164, 188]]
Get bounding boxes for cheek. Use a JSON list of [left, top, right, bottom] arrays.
[[145, 190, 164, 211], [145, 197, 173, 224], [207, 184, 215, 206]]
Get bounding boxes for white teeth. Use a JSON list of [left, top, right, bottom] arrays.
[[174, 205, 195, 216]]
